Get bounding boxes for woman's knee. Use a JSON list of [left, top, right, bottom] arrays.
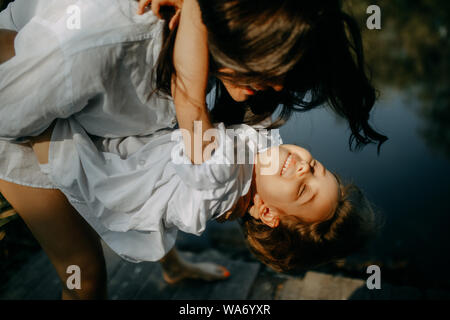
[[59, 254, 107, 286], [60, 263, 107, 300], [51, 243, 107, 299]]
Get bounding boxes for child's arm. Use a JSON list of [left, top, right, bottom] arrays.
[[0, 29, 16, 64]]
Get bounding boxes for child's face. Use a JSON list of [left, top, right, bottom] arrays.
[[253, 144, 340, 225]]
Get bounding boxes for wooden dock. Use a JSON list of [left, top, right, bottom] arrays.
[[1, 218, 450, 300], [1, 240, 449, 300]]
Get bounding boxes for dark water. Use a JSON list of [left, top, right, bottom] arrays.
[[279, 88, 450, 287], [278, 0, 450, 288]]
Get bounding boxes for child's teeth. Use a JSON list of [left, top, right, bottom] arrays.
[[282, 154, 292, 175]]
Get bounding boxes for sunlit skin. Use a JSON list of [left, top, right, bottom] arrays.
[[250, 144, 340, 227]]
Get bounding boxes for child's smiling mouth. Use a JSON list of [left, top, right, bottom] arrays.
[[281, 153, 295, 176]]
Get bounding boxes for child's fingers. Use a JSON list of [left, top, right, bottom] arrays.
[[152, 0, 173, 19], [152, 0, 184, 19], [168, 9, 181, 30], [151, 1, 163, 18], [137, 0, 152, 15]]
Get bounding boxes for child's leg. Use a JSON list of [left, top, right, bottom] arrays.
[[159, 247, 230, 284], [0, 179, 107, 299]]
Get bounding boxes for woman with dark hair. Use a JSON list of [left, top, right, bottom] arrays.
[[150, 0, 386, 150], [0, 0, 385, 299]]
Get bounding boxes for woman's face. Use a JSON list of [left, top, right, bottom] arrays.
[[253, 144, 340, 224], [218, 68, 284, 102]]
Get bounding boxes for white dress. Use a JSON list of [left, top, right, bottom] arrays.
[[43, 119, 278, 262], [0, 0, 283, 261], [0, 0, 176, 188]]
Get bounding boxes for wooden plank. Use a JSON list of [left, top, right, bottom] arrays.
[[171, 249, 261, 300], [134, 264, 179, 300], [389, 285, 423, 299], [0, 251, 50, 299], [247, 275, 284, 300], [170, 278, 216, 300], [23, 264, 61, 300], [108, 260, 161, 300], [348, 281, 392, 300], [136, 249, 261, 300], [275, 271, 365, 300], [208, 260, 260, 300]]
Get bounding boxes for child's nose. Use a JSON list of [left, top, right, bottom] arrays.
[[297, 160, 312, 177]]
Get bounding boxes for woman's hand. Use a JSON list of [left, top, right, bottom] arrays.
[[137, 0, 183, 30]]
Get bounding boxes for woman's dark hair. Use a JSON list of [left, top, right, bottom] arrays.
[[0, 0, 13, 11], [155, 0, 388, 151]]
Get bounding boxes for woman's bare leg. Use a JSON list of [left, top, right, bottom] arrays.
[[0, 179, 107, 299]]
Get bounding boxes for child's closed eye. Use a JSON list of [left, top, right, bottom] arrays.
[[298, 184, 307, 199]]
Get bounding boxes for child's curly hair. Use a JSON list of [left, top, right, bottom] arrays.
[[228, 176, 380, 273]]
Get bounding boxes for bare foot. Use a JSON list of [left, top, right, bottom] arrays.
[[162, 261, 231, 285]]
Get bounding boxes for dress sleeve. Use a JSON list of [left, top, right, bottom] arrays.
[[0, 18, 79, 142], [0, 1, 18, 30], [166, 123, 256, 234], [169, 123, 254, 189], [0, 0, 41, 31]]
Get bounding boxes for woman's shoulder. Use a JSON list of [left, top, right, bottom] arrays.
[[28, 0, 164, 55]]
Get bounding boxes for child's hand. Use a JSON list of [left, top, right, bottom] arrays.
[[0, 29, 17, 64], [137, 0, 183, 30]]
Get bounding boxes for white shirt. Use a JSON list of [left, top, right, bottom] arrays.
[[0, 0, 176, 188], [44, 118, 281, 262], [0, 0, 282, 261]]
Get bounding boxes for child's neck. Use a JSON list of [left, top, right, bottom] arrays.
[[235, 168, 257, 218]]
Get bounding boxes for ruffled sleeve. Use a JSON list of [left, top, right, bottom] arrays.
[[0, 1, 17, 30], [0, 0, 41, 31], [164, 123, 261, 235]]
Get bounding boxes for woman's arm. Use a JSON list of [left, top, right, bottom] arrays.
[[0, 29, 16, 64], [171, 0, 214, 164], [140, 0, 215, 164]]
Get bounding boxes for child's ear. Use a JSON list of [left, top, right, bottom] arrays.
[[249, 194, 280, 228], [248, 194, 263, 219], [260, 207, 280, 228]]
